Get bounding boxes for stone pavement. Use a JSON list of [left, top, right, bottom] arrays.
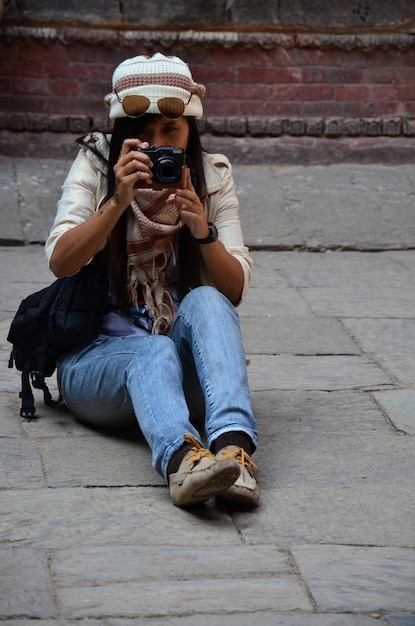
[[0, 157, 415, 625]]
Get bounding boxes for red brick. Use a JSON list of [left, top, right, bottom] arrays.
[[46, 62, 111, 81], [371, 85, 397, 100], [0, 95, 45, 113], [271, 84, 335, 101], [366, 101, 399, 115], [402, 102, 415, 115], [0, 78, 11, 93], [252, 101, 302, 116], [13, 77, 48, 95], [238, 66, 301, 84], [204, 99, 242, 116], [80, 80, 109, 98], [335, 85, 371, 101], [47, 79, 82, 97], [196, 66, 236, 84], [394, 85, 415, 102], [211, 83, 272, 101]]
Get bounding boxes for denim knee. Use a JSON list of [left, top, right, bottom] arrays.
[[178, 286, 237, 320]]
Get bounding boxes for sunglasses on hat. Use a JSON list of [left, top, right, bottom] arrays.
[[114, 91, 193, 119]]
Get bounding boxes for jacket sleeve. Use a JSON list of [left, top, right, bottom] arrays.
[[204, 154, 253, 305], [44, 150, 107, 265]]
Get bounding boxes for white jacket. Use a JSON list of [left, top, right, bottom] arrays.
[[45, 133, 253, 304]]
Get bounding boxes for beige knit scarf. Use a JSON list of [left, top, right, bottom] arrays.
[[127, 189, 183, 335]]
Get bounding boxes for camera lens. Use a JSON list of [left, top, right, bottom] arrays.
[[155, 156, 181, 184]]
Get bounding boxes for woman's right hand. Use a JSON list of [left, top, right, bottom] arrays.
[[113, 139, 153, 207], [50, 138, 154, 278]]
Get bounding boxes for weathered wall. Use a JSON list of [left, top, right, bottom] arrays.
[[1, 0, 415, 163], [3, 0, 415, 30]]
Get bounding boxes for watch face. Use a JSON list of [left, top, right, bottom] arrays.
[[194, 222, 218, 243], [211, 223, 218, 239]]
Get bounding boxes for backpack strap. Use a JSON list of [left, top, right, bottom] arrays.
[[19, 361, 36, 418], [31, 371, 58, 409], [31, 345, 59, 409], [18, 347, 59, 419]]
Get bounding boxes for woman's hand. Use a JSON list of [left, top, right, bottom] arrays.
[[168, 167, 244, 305], [168, 168, 210, 240], [113, 139, 152, 206], [50, 138, 153, 278]]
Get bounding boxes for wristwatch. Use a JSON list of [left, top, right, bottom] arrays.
[[193, 222, 218, 244]]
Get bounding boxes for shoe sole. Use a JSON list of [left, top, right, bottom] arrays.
[[217, 484, 260, 506], [172, 461, 240, 507]]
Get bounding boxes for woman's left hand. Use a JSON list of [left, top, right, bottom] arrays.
[[167, 168, 210, 240]]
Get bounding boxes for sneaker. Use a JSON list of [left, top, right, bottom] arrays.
[[169, 433, 240, 507], [216, 445, 259, 505]]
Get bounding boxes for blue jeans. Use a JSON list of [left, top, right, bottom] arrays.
[[57, 286, 258, 481]]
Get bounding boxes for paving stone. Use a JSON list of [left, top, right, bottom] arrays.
[[342, 319, 415, 386], [238, 285, 312, 317], [372, 390, 415, 434], [256, 432, 415, 490], [278, 250, 415, 289], [386, 617, 415, 626], [273, 165, 415, 250], [372, 353, 415, 387], [292, 545, 415, 612], [0, 547, 54, 618], [0, 392, 22, 437], [0, 246, 52, 283], [0, 439, 44, 488], [42, 434, 163, 488], [0, 318, 10, 348], [56, 577, 312, 619], [251, 390, 390, 435], [238, 165, 415, 250], [241, 316, 360, 355], [247, 355, 393, 391], [342, 319, 415, 354], [51, 544, 290, 585], [386, 249, 415, 272], [234, 166, 303, 249], [0, 361, 22, 393], [2, 162, 415, 622], [16, 159, 69, 244], [298, 286, 415, 318], [20, 403, 97, 437], [249, 250, 294, 288], [233, 433, 415, 547], [0, 246, 52, 320], [235, 482, 415, 547], [0, 280, 54, 320], [0, 156, 22, 243], [0, 487, 241, 549]]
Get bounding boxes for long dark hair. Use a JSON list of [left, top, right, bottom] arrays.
[[105, 114, 207, 308]]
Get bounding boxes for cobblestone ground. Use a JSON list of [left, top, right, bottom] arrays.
[[0, 161, 414, 624]]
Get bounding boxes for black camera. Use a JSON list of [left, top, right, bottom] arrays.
[[137, 146, 186, 189]]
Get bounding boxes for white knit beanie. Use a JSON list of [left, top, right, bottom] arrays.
[[105, 53, 205, 119]]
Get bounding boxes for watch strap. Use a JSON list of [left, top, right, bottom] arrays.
[[193, 222, 218, 244]]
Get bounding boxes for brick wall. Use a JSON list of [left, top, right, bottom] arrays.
[[1, 0, 415, 163]]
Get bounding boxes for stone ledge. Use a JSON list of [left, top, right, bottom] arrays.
[[1, 112, 414, 139], [1, 26, 415, 51]]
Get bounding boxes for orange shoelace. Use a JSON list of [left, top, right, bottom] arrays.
[[220, 447, 259, 475]]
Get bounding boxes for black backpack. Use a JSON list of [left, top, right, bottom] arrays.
[[7, 263, 109, 419]]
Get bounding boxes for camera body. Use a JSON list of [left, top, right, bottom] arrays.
[[136, 146, 187, 189]]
